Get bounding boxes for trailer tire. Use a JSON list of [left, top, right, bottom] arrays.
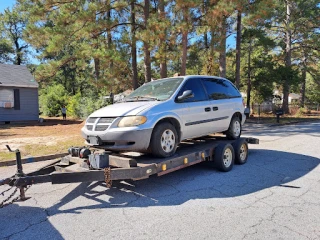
[[232, 139, 248, 165], [225, 116, 241, 140], [150, 122, 178, 158], [214, 143, 234, 172]]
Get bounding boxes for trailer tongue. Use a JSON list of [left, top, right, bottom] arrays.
[[1, 136, 258, 207]]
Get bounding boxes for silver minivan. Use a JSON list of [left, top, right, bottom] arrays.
[[81, 75, 246, 157]]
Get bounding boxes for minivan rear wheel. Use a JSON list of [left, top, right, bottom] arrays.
[[225, 116, 241, 140], [150, 122, 178, 158]]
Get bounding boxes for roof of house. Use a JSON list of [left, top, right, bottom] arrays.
[[0, 64, 38, 88]]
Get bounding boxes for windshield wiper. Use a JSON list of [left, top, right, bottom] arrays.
[[125, 96, 160, 102]]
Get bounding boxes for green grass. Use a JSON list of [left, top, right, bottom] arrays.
[[0, 152, 15, 162], [0, 138, 84, 162]]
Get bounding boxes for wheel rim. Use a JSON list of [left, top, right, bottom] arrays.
[[160, 129, 175, 153], [233, 121, 241, 136], [223, 148, 233, 167], [239, 144, 247, 161]]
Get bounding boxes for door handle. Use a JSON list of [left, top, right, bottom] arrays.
[[212, 106, 218, 111], [205, 107, 211, 112]]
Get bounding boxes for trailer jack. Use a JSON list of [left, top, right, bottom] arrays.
[[5, 145, 29, 201]]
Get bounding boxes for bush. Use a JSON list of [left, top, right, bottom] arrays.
[[39, 84, 68, 117], [65, 93, 106, 119], [295, 107, 306, 117], [67, 93, 82, 118], [40, 84, 108, 119], [77, 96, 106, 119]]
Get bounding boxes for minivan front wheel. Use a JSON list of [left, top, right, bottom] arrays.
[[226, 116, 241, 140], [150, 122, 178, 158]]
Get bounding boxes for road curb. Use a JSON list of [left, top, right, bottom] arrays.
[[0, 153, 68, 167]]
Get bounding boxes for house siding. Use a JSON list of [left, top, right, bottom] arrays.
[[0, 87, 39, 122]]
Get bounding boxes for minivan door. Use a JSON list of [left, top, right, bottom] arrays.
[[176, 78, 214, 139], [201, 78, 235, 131]]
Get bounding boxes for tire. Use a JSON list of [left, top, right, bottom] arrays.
[[213, 143, 235, 172], [150, 122, 178, 158], [232, 138, 248, 165], [226, 116, 241, 140]]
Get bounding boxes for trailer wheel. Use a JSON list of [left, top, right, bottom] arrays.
[[232, 139, 248, 165], [150, 122, 178, 158], [214, 143, 234, 172], [225, 116, 241, 140]]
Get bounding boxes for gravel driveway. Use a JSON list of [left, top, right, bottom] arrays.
[[1, 121, 319, 240]]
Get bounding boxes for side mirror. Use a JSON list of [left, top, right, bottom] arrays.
[[177, 90, 194, 102]]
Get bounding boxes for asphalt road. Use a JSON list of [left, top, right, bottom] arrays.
[[1, 121, 320, 240]]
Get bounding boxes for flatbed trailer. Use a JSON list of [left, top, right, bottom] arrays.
[[0, 136, 258, 204]]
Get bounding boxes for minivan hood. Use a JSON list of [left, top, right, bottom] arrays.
[[89, 101, 160, 117]]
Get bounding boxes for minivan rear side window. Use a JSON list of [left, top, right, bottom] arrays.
[[202, 78, 229, 100], [202, 78, 241, 100], [224, 81, 241, 98]]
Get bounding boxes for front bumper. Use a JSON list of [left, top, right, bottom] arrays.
[[242, 112, 247, 125], [81, 127, 153, 152]]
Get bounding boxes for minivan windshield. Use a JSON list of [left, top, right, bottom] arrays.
[[125, 78, 183, 101]]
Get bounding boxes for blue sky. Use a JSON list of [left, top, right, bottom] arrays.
[[0, 0, 15, 12], [0, 0, 235, 58]]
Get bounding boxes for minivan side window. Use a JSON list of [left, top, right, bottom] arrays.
[[224, 81, 241, 98], [177, 78, 208, 102], [202, 78, 229, 100]]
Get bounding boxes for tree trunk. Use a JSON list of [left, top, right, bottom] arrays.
[[283, 0, 292, 114], [246, 39, 252, 110], [107, 10, 112, 49], [300, 60, 306, 108], [158, 0, 167, 78], [207, 26, 215, 75], [204, 33, 208, 49], [219, 17, 227, 78], [181, 30, 188, 76], [94, 57, 100, 83], [235, 10, 242, 89], [14, 39, 22, 65], [107, 9, 113, 88], [202, 1, 209, 49], [131, 0, 138, 89], [144, 0, 151, 82], [180, 7, 188, 76]]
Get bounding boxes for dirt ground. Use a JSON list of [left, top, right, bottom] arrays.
[[0, 118, 85, 161]]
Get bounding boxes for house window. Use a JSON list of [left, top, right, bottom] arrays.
[[0, 89, 15, 108], [14, 89, 20, 110]]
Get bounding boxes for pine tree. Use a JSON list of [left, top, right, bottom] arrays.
[[267, 0, 319, 112], [0, 6, 28, 65]]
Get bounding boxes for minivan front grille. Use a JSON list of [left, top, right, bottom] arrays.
[[85, 117, 116, 132], [87, 117, 98, 123], [98, 117, 116, 124]]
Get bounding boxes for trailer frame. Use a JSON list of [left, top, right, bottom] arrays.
[[1, 136, 259, 203]]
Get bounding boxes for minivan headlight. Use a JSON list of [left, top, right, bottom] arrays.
[[118, 116, 147, 127]]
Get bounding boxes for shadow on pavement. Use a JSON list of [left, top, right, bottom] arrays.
[[0, 204, 63, 239], [1, 148, 319, 238]]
